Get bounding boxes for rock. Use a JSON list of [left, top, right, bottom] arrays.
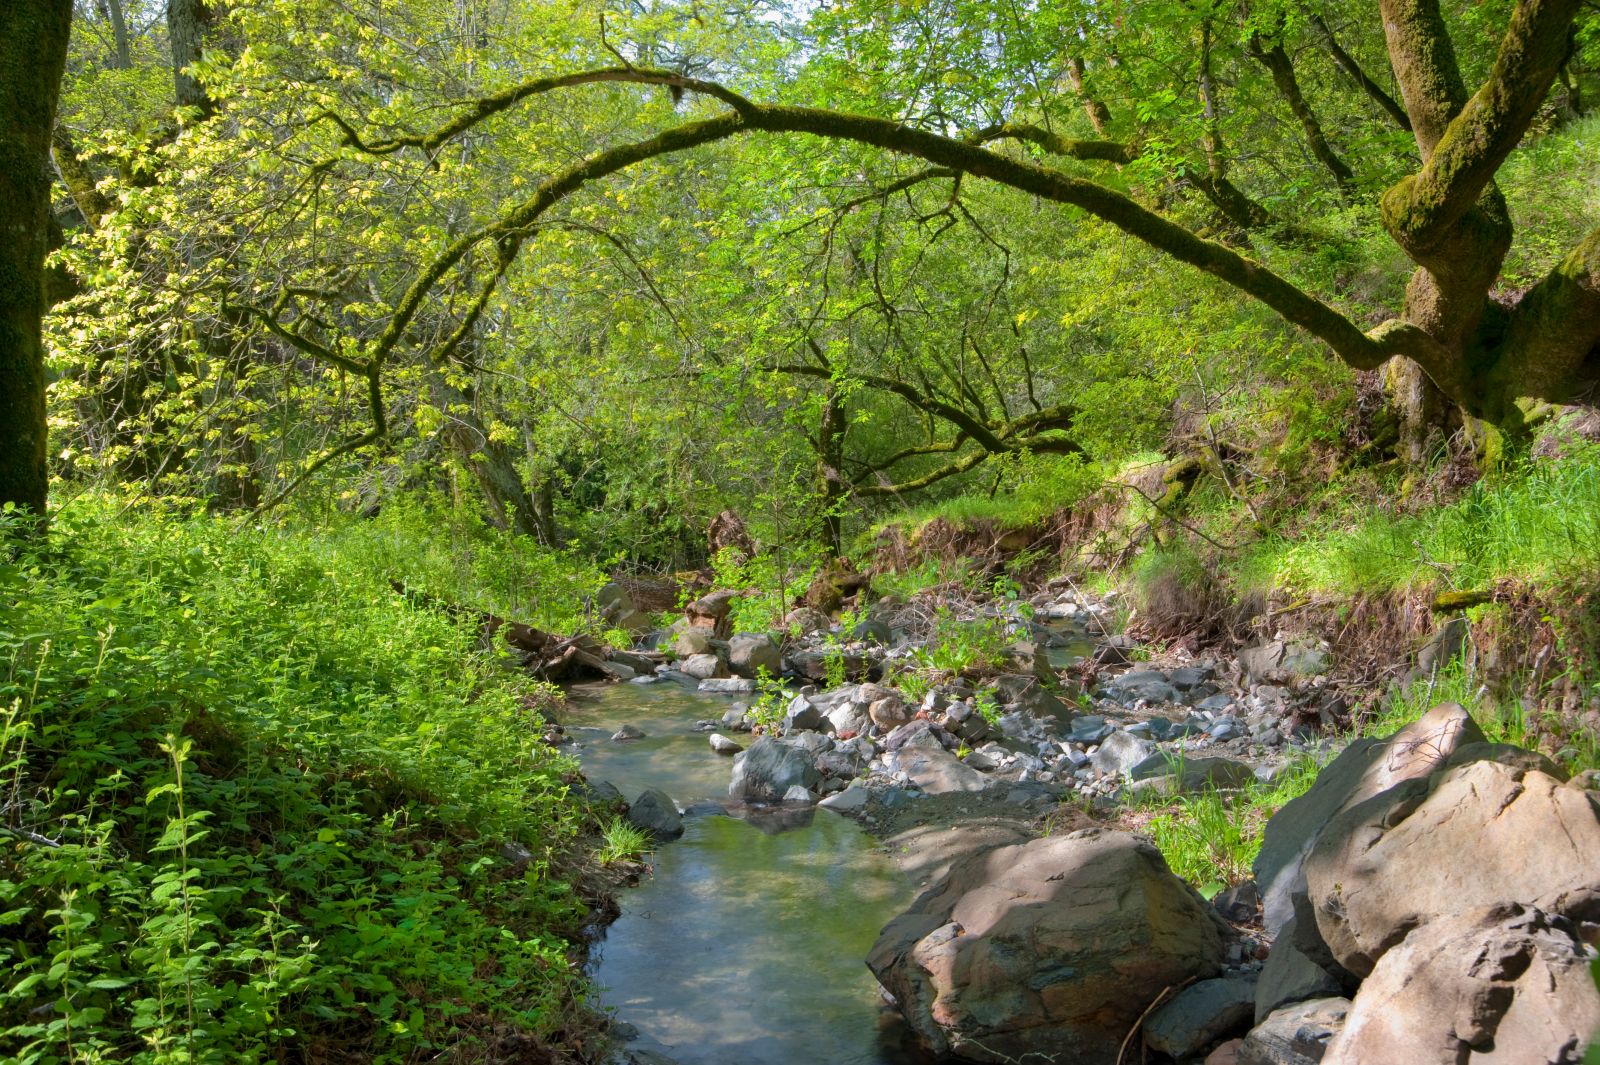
[[1253, 702, 1488, 938], [584, 779, 624, 806], [673, 629, 715, 657], [1323, 904, 1600, 1065], [1303, 757, 1600, 976], [698, 677, 756, 694], [788, 648, 869, 683], [868, 696, 909, 730], [1255, 918, 1346, 1023], [852, 618, 892, 645], [1145, 974, 1259, 1059], [727, 737, 820, 802], [1169, 664, 1215, 690], [1070, 715, 1114, 744], [1238, 637, 1330, 686], [1238, 998, 1348, 1065], [1207, 1040, 1244, 1065], [727, 633, 782, 679], [825, 698, 872, 736], [626, 789, 683, 840], [720, 705, 750, 730], [883, 718, 934, 752], [819, 782, 870, 812], [611, 724, 644, 741], [680, 652, 727, 681], [608, 649, 658, 674], [886, 743, 990, 795], [782, 694, 827, 734], [1128, 756, 1257, 796], [1108, 669, 1181, 706], [783, 606, 831, 635], [868, 829, 1226, 1064], [1089, 730, 1155, 778], [782, 784, 816, 804], [686, 589, 738, 631], [1214, 881, 1260, 922], [708, 733, 743, 755], [1415, 615, 1468, 675], [781, 730, 834, 758]]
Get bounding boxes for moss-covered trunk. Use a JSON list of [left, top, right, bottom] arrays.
[[0, 0, 72, 525]]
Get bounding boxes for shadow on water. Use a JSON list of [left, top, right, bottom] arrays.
[[564, 683, 935, 1065]]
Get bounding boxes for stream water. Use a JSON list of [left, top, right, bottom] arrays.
[[563, 680, 931, 1065]]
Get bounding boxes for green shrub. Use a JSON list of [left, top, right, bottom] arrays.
[[0, 497, 597, 1063]]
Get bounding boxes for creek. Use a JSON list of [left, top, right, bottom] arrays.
[[562, 680, 931, 1065]]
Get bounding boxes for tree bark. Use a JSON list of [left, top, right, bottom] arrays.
[[1064, 55, 1114, 136], [1248, 35, 1357, 195], [430, 371, 557, 545], [817, 384, 847, 557], [167, 0, 215, 117], [0, 0, 72, 525]]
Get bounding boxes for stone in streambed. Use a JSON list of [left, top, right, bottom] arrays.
[[708, 733, 743, 755], [727, 736, 819, 802], [1145, 974, 1258, 1059], [626, 788, 683, 840]]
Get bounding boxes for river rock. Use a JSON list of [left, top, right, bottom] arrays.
[[886, 742, 989, 795], [1238, 998, 1349, 1065], [612, 724, 644, 741], [1323, 904, 1600, 1065], [783, 694, 827, 733], [608, 649, 658, 674], [868, 695, 909, 730], [1090, 730, 1154, 778], [1238, 637, 1331, 686], [819, 781, 870, 812], [708, 733, 743, 755], [673, 629, 715, 657], [783, 606, 831, 635], [626, 789, 683, 840], [685, 589, 738, 632], [782, 784, 816, 804], [852, 618, 892, 645], [825, 698, 871, 736], [728, 736, 820, 802], [679, 653, 726, 680], [1145, 974, 1259, 1059], [1128, 756, 1257, 796], [1253, 702, 1488, 938], [727, 633, 782, 679], [1303, 757, 1600, 976], [698, 677, 756, 694], [1256, 917, 1345, 1023], [868, 829, 1226, 1063]]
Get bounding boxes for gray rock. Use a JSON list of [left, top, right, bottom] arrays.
[[1209, 716, 1244, 742], [720, 705, 750, 730], [1145, 974, 1258, 1059], [673, 629, 715, 657], [819, 782, 870, 812], [611, 724, 645, 741], [825, 699, 871, 736], [585, 779, 624, 806], [888, 743, 990, 795], [727, 633, 782, 679], [1090, 730, 1155, 778], [782, 784, 816, 804], [1214, 880, 1260, 922], [1238, 637, 1331, 686], [1255, 917, 1347, 1023], [1169, 665, 1215, 690], [608, 649, 658, 674], [1239, 998, 1349, 1065], [626, 789, 683, 840], [1128, 756, 1257, 796], [852, 618, 892, 645], [728, 737, 820, 801], [679, 653, 726, 680], [698, 677, 757, 694], [783, 694, 827, 733], [708, 733, 744, 755]]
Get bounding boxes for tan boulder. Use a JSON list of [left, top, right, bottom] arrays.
[[1304, 758, 1600, 975], [867, 829, 1226, 1064], [1323, 905, 1600, 1065]]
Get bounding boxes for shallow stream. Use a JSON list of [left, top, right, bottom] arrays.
[[563, 681, 929, 1065]]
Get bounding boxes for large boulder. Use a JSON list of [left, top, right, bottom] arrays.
[[1323, 905, 1600, 1065], [686, 589, 738, 635], [727, 737, 820, 802], [727, 633, 782, 679], [1303, 758, 1600, 976], [867, 829, 1227, 1064], [1089, 730, 1154, 779], [1255, 918, 1344, 1024], [1253, 702, 1487, 938], [1237, 637, 1331, 686], [679, 652, 727, 681]]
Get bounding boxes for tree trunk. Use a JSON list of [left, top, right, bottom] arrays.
[[817, 385, 847, 557], [167, 0, 215, 117], [430, 372, 557, 546], [0, 0, 72, 526]]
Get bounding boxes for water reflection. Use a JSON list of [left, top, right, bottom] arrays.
[[566, 683, 930, 1065]]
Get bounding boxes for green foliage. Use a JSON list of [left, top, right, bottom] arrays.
[[909, 608, 1012, 677], [746, 667, 790, 735], [0, 497, 597, 1063], [595, 818, 651, 866], [1142, 756, 1322, 890], [710, 548, 818, 636], [1255, 444, 1600, 597]]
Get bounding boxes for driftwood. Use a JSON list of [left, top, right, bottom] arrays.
[[389, 579, 632, 683]]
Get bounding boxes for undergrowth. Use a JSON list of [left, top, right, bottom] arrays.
[[0, 497, 606, 1063]]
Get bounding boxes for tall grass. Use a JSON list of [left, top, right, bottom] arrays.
[[1250, 444, 1600, 596]]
